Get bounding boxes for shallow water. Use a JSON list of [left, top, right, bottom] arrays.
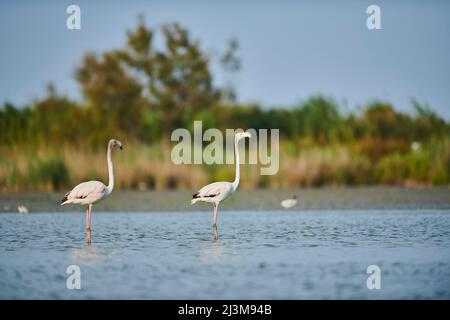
[[2, 187, 450, 212], [1, 209, 449, 299]]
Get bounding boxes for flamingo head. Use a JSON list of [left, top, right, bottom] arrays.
[[109, 139, 123, 150]]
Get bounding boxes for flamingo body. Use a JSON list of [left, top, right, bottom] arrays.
[[191, 181, 234, 205], [61, 181, 109, 206]]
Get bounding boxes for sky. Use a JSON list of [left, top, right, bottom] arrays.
[[0, 0, 449, 119]]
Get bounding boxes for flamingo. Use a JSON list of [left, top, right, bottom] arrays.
[[191, 132, 251, 240], [281, 195, 297, 209], [61, 139, 122, 243]]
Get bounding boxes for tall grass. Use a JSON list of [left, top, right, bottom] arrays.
[[1, 138, 448, 192]]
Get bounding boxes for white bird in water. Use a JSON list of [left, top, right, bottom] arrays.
[[191, 132, 252, 240], [17, 205, 29, 214], [281, 196, 297, 209], [61, 139, 122, 243]]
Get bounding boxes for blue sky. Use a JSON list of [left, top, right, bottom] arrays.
[[0, 0, 449, 118]]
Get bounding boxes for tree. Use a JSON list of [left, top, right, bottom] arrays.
[[116, 21, 223, 134], [76, 52, 146, 143], [295, 96, 342, 144], [31, 84, 81, 145]]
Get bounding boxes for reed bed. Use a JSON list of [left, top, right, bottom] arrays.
[[1, 138, 448, 192]]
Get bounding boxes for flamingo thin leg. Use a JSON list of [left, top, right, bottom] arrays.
[[213, 204, 218, 227], [86, 204, 92, 244], [213, 203, 219, 240]]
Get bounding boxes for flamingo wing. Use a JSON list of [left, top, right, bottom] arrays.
[[61, 181, 106, 205], [193, 182, 232, 199]]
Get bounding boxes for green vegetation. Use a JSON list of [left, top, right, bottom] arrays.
[[0, 21, 449, 191]]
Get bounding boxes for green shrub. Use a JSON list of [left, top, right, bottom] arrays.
[[375, 154, 409, 184], [29, 156, 69, 190]]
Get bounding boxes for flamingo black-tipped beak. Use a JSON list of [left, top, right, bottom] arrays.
[[120, 146, 123, 150]]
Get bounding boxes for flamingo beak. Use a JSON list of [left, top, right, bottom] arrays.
[[120, 145, 123, 150]]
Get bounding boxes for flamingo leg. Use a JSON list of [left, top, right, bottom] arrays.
[[213, 203, 219, 240], [86, 204, 92, 244], [213, 204, 218, 226]]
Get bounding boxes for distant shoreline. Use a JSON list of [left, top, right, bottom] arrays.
[[1, 186, 449, 212]]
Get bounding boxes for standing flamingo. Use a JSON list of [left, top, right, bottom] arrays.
[[61, 139, 122, 243], [191, 132, 251, 240]]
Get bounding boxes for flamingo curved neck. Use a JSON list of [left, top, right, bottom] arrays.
[[232, 137, 240, 191], [106, 143, 114, 193]]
